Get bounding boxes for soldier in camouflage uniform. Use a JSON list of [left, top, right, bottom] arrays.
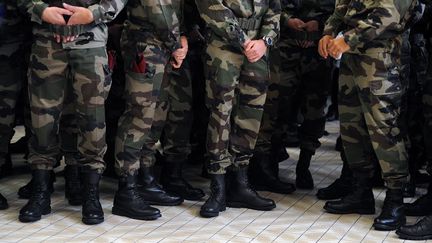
[[251, 0, 335, 193], [0, 0, 31, 210], [396, 1, 432, 240], [319, 0, 422, 231], [195, 0, 280, 218], [112, 0, 188, 221], [17, 0, 126, 224]]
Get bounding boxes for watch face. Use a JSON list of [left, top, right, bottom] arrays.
[[265, 37, 273, 46]]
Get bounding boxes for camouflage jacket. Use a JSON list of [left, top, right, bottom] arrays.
[[0, 0, 31, 44], [281, 0, 335, 40], [324, 0, 421, 53], [195, 0, 281, 51], [17, 0, 126, 49], [124, 0, 184, 52]]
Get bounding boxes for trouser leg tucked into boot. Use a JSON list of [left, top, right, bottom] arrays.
[[112, 175, 161, 220], [160, 161, 205, 201], [81, 170, 104, 225], [139, 166, 183, 206], [226, 165, 275, 211], [200, 174, 226, 218], [64, 165, 82, 206], [373, 189, 405, 231], [324, 172, 375, 215], [19, 170, 52, 222], [296, 150, 314, 189], [249, 152, 295, 194]]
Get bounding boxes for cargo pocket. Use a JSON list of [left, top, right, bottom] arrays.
[[369, 52, 402, 96]]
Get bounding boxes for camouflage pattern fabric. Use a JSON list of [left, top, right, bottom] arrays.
[[255, 0, 334, 156], [115, 0, 184, 177], [17, 0, 127, 49], [28, 43, 111, 173], [140, 63, 193, 167]]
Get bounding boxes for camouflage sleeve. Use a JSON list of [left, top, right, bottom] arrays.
[[260, 0, 281, 39], [317, 1, 336, 31], [195, 0, 249, 49], [281, 0, 295, 30], [323, 0, 349, 36], [343, 0, 414, 49], [89, 0, 127, 25], [17, 0, 48, 24]]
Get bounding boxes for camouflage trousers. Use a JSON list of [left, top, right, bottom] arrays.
[[28, 41, 110, 173], [205, 40, 270, 174], [115, 36, 169, 177], [256, 41, 332, 155], [140, 61, 193, 167], [339, 49, 408, 189], [0, 41, 26, 166]]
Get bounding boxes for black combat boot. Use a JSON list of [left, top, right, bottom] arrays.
[[64, 165, 82, 206], [317, 150, 353, 200], [139, 166, 183, 206], [81, 170, 104, 225], [160, 161, 205, 201], [404, 183, 432, 216], [200, 174, 226, 218], [0, 192, 8, 210], [249, 152, 295, 194], [0, 153, 12, 179], [112, 175, 161, 220], [396, 215, 432, 240], [19, 170, 52, 222], [226, 166, 276, 211], [324, 173, 375, 215], [373, 189, 405, 231], [296, 150, 314, 189], [18, 170, 56, 199]]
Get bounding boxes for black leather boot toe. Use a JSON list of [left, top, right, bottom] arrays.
[[81, 171, 104, 225], [396, 215, 432, 240], [113, 176, 161, 220], [373, 189, 405, 231]]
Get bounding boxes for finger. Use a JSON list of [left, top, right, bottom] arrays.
[[62, 3, 79, 12], [56, 7, 73, 16]]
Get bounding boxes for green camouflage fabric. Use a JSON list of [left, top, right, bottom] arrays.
[[327, 0, 422, 188], [195, 0, 281, 174], [0, 0, 30, 166], [27, 42, 111, 173], [140, 64, 193, 167], [17, 0, 127, 49], [255, 0, 335, 156], [324, 0, 420, 54], [115, 0, 184, 177]]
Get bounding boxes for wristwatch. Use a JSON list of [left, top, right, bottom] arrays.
[[262, 36, 274, 47]]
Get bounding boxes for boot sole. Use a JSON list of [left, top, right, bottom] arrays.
[[82, 217, 104, 225], [324, 205, 375, 215], [396, 231, 432, 240], [19, 207, 51, 223], [112, 207, 161, 221], [226, 202, 276, 211], [200, 206, 226, 218], [144, 200, 183, 206]]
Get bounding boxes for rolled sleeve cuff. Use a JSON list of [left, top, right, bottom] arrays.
[[32, 3, 49, 24], [88, 4, 103, 25]]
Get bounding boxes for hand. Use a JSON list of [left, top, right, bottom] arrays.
[[301, 20, 319, 32], [328, 37, 350, 59], [287, 18, 306, 31], [171, 36, 188, 68], [318, 35, 333, 59], [41, 7, 72, 25], [63, 3, 94, 25], [244, 39, 267, 63]]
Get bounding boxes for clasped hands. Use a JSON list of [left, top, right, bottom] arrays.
[[41, 3, 94, 43], [318, 35, 350, 59], [171, 36, 188, 69], [243, 39, 267, 63]]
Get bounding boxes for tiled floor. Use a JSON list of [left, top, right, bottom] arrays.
[[0, 122, 428, 242]]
